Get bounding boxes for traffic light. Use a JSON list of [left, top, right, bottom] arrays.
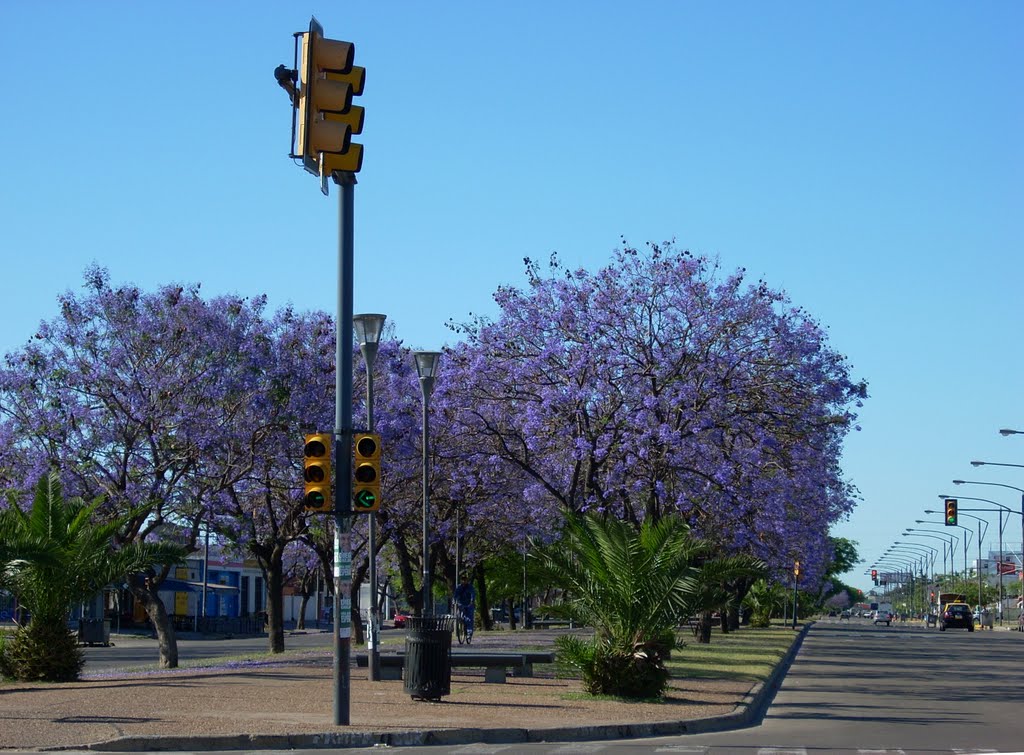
[[944, 498, 958, 526], [296, 17, 363, 177], [303, 433, 332, 512], [871, 568, 878, 585], [793, 561, 800, 577], [352, 432, 381, 512]]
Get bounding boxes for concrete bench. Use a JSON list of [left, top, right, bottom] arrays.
[[356, 651, 555, 683]]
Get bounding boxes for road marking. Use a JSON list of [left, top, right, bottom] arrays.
[[756, 749, 807, 754]]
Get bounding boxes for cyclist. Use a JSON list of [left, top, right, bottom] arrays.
[[453, 575, 476, 643]]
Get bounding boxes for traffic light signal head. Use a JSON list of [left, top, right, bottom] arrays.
[[793, 560, 800, 577], [944, 498, 958, 526], [303, 433, 332, 512], [352, 432, 381, 512], [296, 17, 364, 178]]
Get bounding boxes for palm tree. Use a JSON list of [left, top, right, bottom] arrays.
[[0, 471, 187, 681], [531, 512, 764, 698]]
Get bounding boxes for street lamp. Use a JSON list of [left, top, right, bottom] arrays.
[[413, 350, 442, 617], [953, 477, 1024, 584], [905, 529, 958, 582], [999, 429, 1024, 436], [353, 312, 386, 681]]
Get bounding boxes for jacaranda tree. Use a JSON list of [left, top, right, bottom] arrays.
[[440, 243, 865, 599]]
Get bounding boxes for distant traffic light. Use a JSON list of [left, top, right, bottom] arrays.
[[944, 498, 958, 527], [352, 433, 381, 512], [303, 433, 332, 512], [871, 568, 878, 585], [793, 561, 800, 577]]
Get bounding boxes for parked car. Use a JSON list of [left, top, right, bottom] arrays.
[[939, 602, 974, 632], [393, 611, 408, 629], [872, 610, 892, 626], [840, 610, 851, 620]]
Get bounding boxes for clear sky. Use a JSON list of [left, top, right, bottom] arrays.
[[1, 2, 1021, 592]]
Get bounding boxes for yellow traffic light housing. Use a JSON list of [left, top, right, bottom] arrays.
[[304, 433, 332, 512], [352, 432, 381, 512], [944, 498, 958, 526], [296, 18, 364, 179]]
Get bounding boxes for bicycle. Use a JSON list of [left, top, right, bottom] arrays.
[[455, 604, 473, 645]]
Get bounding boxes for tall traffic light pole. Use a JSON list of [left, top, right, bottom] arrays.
[[333, 172, 356, 726]]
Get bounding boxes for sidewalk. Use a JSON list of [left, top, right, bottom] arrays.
[[0, 627, 805, 752]]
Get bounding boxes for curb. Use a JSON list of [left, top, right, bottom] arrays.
[[67, 624, 810, 752]]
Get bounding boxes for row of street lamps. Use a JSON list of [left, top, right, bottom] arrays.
[[870, 428, 1024, 621]]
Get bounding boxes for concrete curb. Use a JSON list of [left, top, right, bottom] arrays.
[[66, 624, 810, 752]]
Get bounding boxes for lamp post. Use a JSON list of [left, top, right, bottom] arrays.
[[895, 543, 937, 611], [999, 429, 1024, 436], [953, 475, 1024, 581], [353, 313, 386, 681], [413, 350, 442, 617], [905, 529, 958, 583], [937, 493, 1012, 624], [889, 545, 930, 586]]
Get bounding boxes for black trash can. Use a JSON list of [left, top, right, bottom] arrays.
[[403, 615, 454, 700], [78, 618, 110, 646]]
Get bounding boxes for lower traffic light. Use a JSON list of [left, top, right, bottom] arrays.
[[303, 433, 332, 512], [352, 432, 381, 512]]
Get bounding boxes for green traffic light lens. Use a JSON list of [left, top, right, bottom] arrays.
[[354, 490, 376, 508], [306, 491, 325, 506]]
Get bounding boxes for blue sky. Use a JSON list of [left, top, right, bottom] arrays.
[[1, 2, 1021, 592]]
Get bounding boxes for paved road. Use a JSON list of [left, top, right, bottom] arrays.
[[80, 628, 337, 671]]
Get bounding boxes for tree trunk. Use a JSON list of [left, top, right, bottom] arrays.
[[393, 535, 422, 615], [350, 588, 365, 645], [477, 568, 493, 631], [265, 549, 286, 654], [696, 610, 713, 644], [131, 579, 178, 668], [727, 604, 740, 631], [719, 612, 730, 634], [297, 593, 310, 630]]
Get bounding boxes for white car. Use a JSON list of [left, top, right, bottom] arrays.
[[872, 610, 892, 626]]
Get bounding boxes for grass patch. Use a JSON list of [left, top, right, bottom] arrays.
[[666, 626, 797, 682]]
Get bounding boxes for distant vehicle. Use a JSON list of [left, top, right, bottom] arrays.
[[840, 610, 851, 620], [393, 611, 408, 629], [939, 602, 974, 632], [873, 610, 892, 626]]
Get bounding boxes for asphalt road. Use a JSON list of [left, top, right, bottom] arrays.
[[80, 627, 337, 671]]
